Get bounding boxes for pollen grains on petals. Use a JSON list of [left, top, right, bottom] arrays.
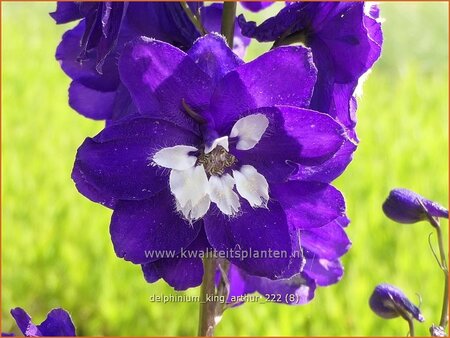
[[233, 165, 269, 208], [230, 113, 269, 150], [208, 173, 241, 216], [152, 145, 198, 170]]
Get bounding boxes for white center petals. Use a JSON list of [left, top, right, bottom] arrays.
[[229, 114, 269, 150], [176, 195, 211, 222], [169, 165, 209, 210], [208, 174, 241, 216], [204, 136, 229, 154], [152, 145, 198, 170], [232, 165, 269, 208]]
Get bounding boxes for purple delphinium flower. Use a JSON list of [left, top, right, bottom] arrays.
[[383, 188, 448, 224], [238, 2, 383, 141], [72, 33, 351, 294], [52, 2, 249, 121], [5, 308, 76, 337], [369, 284, 425, 322]]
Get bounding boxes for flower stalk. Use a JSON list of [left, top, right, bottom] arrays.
[[420, 200, 449, 331], [181, 2, 207, 35], [198, 257, 217, 336], [221, 2, 236, 47]]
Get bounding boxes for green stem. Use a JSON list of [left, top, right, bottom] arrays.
[[436, 226, 448, 328], [181, 2, 206, 35], [221, 2, 237, 47], [198, 257, 217, 336], [407, 317, 415, 337], [420, 200, 449, 330]]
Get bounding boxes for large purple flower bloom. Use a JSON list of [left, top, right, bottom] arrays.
[[52, 2, 249, 121], [72, 34, 351, 295], [5, 308, 76, 337], [238, 2, 383, 140]]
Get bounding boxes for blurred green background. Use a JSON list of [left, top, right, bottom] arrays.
[[1, 2, 448, 336]]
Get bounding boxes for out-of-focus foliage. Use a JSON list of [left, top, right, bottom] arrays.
[[2, 2, 448, 336]]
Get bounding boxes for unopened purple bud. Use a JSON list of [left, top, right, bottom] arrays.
[[382, 188, 448, 224], [369, 283, 425, 322]]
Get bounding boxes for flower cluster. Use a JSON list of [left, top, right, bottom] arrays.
[[51, 1, 382, 306]]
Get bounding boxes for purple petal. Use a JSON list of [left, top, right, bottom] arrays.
[[124, 2, 201, 51], [68, 81, 116, 120], [204, 200, 293, 279], [10, 308, 41, 336], [143, 228, 210, 290], [110, 189, 202, 264], [294, 139, 357, 183], [210, 46, 317, 131], [188, 33, 243, 85], [271, 181, 346, 229], [36, 309, 76, 336], [50, 2, 82, 24], [229, 107, 347, 184], [56, 22, 120, 90], [119, 37, 214, 134], [244, 270, 316, 305], [72, 117, 199, 204], [301, 219, 351, 260], [226, 264, 257, 302], [303, 257, 344, 286], [241, 2, 273, 13]]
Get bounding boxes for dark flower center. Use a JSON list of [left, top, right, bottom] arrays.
[[197, 146, 237, 176]]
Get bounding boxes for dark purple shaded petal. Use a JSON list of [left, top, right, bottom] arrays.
[[10, 308, 40, 336], [124, 2, 201, 51], [56, 22, 120, 89], [36, 309, 76, 337], [201, 4, 251, 59], [143, 228, 210, 290], [68, 81, 116, 120], [119, 37, 214, 134], [210, 46, 317, 131], [188, 33, 243, 85], [95, 2, 128, 73], [50, 2, 82, 24], [383, 188, 448, 224], [241, 2, 273, 12], [301, 219, 351, 260], [303, 257, 343, 286], [142, 263, 161, 283], [2, 333, 15, 336], [271, 181, 346, 229], [204, 200, 293, 279], [111, 189, 202, 264], [233, 106, 346, 177], [72, 117, 199, 204], [369, 283, 425, 322], [293, 138, 357, 183]]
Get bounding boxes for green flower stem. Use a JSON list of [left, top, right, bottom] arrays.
[[221, 2, 237, 47], [435, 225, 448, 328], [198, 257, 217, 336], [181, 2, 206, 35]]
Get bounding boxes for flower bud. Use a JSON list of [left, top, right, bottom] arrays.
[[382, 188, 448, 224], [369, 283, 425, 322]]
